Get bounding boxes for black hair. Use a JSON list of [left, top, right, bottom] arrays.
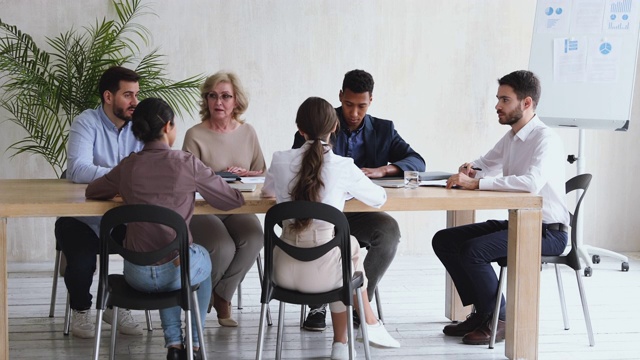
[[498, 70, 541, 109], [98, 66, 141, 104], [131, 98, 175, 143], [342, 69, 374, 95]]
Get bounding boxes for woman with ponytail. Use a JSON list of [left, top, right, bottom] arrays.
[[86, 98, 245, 360], [262, 97, 400, 359]]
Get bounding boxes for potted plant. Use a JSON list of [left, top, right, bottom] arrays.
[[0, 0, 204, 177]]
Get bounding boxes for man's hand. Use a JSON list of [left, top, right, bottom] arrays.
[[446, 172, 480, 190], [361, 164, 400, 178]]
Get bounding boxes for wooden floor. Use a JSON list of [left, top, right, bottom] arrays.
[[8, 251, 640, 359]]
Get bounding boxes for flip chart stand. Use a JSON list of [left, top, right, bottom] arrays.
[[569, 129, 630, 276]]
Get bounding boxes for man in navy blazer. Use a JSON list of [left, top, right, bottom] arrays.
[[293, 69, 425, 331]]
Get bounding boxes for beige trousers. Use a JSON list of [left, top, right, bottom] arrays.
[[275, 223, 367, 313]]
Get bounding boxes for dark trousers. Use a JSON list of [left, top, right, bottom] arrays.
[[310, 212, 401, 311], [55, 217, 126, 311], [432, 220, 567, 319]]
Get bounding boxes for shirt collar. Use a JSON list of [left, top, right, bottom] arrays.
[[513, 114, 543, 141]]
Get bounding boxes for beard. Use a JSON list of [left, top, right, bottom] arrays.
[[113, 105, 136, 122], [498, 106, 523, 126]]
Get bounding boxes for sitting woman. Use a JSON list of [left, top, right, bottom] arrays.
[[182, 71, 265, 326], [261, 97, 400, 360], [86, 98, 245, 360]]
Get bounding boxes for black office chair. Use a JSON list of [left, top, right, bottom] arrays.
[[256, 201, 371, 360], [489, 173, 595, 348], [92, 204, 207, 360], [50, 170, 153, 335]]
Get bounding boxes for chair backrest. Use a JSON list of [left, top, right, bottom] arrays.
[[97, 204, 191, 310], [561, 173, 593, 269], [262, 201, 354, 306]]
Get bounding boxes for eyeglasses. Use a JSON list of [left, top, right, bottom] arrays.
[[205, 92, 234, 102]]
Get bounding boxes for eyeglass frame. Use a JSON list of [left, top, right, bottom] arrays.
[[204, 92, 234, 102]]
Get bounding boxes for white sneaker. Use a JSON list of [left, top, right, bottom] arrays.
[[71, 310, 95, 339], [103, 308, 143, 336], [331, 341, 355, 359], [362, 320, 400, 348]]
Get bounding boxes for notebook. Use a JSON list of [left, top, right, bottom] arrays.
[[419, 171, 454, 181], [371, 179, 405, 188], [215, 171, 241, 182], [229, 183, 257, 192]]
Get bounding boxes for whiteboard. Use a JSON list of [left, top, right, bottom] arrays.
[[528, 0, 640, 130]]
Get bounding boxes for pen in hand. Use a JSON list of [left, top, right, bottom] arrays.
[[461, 164, 482, 171]]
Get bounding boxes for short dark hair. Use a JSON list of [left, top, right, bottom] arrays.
[[98, 66, 141, 104], [498, 70, 541, 109], [342, 69, 374, 95], [131, 98, 175, 143]]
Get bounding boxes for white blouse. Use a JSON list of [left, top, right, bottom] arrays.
[[262, 141, 386, 211]]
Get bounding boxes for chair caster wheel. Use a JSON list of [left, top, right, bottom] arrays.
[[584, 267, 593, 277], [592, 255, 600, 264], [622, 262, 629, 272]]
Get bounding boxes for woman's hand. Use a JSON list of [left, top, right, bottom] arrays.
[[226, 166, 264, 177]]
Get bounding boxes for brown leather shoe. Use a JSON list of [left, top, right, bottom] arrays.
[[443, 312, 489, 337], [462, 318, 505, 345], [213, 292, 238, 327]]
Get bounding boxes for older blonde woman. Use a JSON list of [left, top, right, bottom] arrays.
[[182, 72, 265, 326]]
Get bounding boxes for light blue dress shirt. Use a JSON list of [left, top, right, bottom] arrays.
[[67, 106, 143, 232]]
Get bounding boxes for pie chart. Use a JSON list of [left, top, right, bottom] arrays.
[[599, 42, 612, 55]]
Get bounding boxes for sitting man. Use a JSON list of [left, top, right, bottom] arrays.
[[432, 70, 569, 345], [55, 66, 144, 338], [293, 69, 425, 330]]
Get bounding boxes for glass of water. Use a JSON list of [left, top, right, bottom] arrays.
[[404, 170, 419, 189]]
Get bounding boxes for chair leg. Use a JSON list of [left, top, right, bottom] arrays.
[[255, 303, 269, 360], [489, 266, 506, 349], [237, 281, 243, 309], [92, 308, 105, 360], [554, 264, 570, 330], [276, 302, 286, 360], [191, 292, 207, 360], [49, 249, 62, 317], [145, 309, 154, 331], [109, 307, 118, 360], [185, 310, 194, 360], [574, 270, 595, 346], [299, 304, 306, 328], [256, 256, 272, 326], [346, 304, 356, 360], [63, 293, 71, 335], [374, 287, 384, 322], [355, 289, 371, 360]]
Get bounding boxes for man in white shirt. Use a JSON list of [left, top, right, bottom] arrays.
[[432, 70, 569, 346]]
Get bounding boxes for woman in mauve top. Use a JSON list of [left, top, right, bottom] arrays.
[[86, 98, 244, 360]]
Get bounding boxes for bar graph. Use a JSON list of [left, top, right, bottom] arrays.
[[610, 0, 632, 13]]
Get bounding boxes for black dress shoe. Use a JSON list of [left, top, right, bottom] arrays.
[[443, 312, 489, 337], [167, 347, 186, 360]]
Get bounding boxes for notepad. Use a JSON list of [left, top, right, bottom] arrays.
[[229, 183, 257, 192], [419, 171, 453, 181]]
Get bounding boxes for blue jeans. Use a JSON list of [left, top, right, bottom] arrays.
[[123, 244, 212, 348]]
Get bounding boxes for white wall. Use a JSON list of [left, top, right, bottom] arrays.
[[1, 0, 639, 261]]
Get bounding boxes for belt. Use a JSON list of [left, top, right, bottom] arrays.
[[544, 223, 569, 233]]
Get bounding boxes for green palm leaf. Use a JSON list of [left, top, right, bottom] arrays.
[[0, 0, 203, 177]]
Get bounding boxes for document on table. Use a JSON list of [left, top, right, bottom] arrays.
[[419, 179, 448, 187], [240, 176, 265, 184]]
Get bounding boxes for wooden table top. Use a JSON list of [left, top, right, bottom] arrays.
[[0, 179, 542, 218]]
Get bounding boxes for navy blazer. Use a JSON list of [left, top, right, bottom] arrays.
[[292, 107, 425, 172]]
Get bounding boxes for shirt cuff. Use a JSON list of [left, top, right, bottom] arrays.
[[478, 178, 494, 190]]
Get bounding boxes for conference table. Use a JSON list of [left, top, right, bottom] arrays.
[[0, 179, 543, 360]]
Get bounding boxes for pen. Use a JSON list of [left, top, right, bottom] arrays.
[[461, 165, 482, 171]]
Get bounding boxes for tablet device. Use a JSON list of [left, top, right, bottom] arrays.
[[371, 179, 405, 188], [419, 171, 454, 181], [215, 171, 241, 182]]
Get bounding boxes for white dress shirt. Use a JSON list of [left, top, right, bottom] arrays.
[[473, 115, 570, 226], [262, 141, 386, 212]]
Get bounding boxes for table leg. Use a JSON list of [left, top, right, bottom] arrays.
[[505, 209, 542, 360], [1, 217, 7, 360], [444, 210, 475, 321]]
